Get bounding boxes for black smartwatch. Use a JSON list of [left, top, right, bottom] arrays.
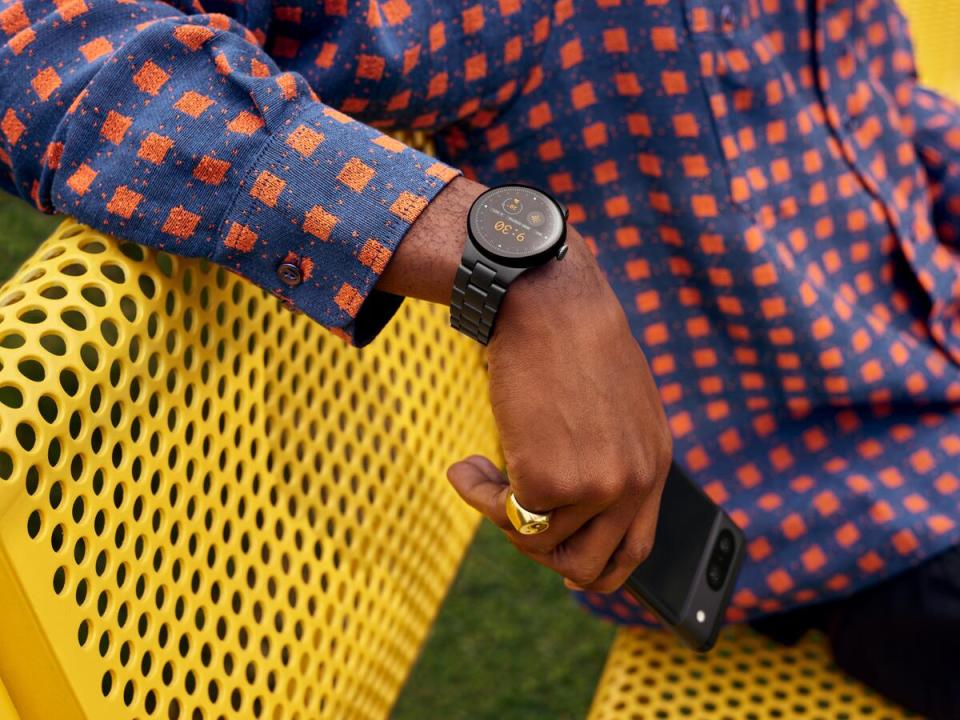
[[450, 184, 569, 344]]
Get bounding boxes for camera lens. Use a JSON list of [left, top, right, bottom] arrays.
[[716, 530, 734, 557], [707, 563, 724, 590]]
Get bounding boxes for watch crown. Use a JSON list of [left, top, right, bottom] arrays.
[[556, 244, 569, 261]]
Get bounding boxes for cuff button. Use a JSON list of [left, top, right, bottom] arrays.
[[277, 262, 302, 287]]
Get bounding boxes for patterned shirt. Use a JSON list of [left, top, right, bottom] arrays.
[[2, 0, 960, 625]]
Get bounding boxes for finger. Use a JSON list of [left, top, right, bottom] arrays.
[[505, 470, 616, 554], [446, 455, 513, 531], [573, 483, 664, 593], [500, 505, 631, 587], [506, 485, 608, 554], [448, 456, 601, 552], [510, 505, 596, 556], [544, 501, 637, 588]]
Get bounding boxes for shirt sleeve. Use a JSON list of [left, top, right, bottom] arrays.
[[0, 0, 460, 346]]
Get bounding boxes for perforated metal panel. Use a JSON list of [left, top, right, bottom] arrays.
[[0, 219, 500, 720], [587, 625, 918, 720]]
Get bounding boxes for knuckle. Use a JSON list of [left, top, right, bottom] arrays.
[[623, 539, 653, 567], [627, 521, 659, 563], [632, 423, 673, 495], [507, 531, 559, 561], [659, 423, 674, 464], [587, 473, 624, 506], [519, 535, 559, 557], [631, 465, 654, 495], [584, 575, 623, 594], [564, 558, 607, 588], [518, 487, 562, 513], [657, 447, 673, 486], [508, 458, 573, 510], [566, 568, 599, 588], [633, 449, 668, 498], [510, 534, 553, 558], [507, 450, 537, 479]]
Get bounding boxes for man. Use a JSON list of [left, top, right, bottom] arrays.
[[1, 0, 958, 715]]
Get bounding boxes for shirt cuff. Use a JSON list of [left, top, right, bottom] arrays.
[[210, 102, 459, 346]]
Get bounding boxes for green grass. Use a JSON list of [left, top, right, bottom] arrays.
[[0, 195, 60, 274], [393, 521, 615, 720], [0, 195, 615, 719]]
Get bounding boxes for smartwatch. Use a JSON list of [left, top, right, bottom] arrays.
[[450, 184, 569, 344]]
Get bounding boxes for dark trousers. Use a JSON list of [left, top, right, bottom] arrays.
[[751, 545, 960, 720]]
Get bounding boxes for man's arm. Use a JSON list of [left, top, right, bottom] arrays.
[[380, 175, 674, 593], [0, 0, 457, 346], [0, 0, 675, 592]]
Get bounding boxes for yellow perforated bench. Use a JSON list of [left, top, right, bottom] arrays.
[[587, 625, 919, 720], [0, 221, 500, 719]]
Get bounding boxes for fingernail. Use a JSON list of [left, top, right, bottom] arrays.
[[462, 455, 502, 483], [446, 460, 475, 483]]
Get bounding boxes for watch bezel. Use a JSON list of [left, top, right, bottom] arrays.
[[467, 184, 568, 268]]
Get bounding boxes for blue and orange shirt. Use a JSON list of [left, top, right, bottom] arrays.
[[2, 0, 960, 625]]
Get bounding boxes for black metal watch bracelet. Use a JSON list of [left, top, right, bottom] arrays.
[[449, 258, 508, 345]]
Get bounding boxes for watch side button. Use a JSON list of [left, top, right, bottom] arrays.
[[556, 244, 568, 261]]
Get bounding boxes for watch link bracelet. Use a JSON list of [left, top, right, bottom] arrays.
[[449, 184, 569, 344]]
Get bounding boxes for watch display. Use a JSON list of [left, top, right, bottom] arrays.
[[452, 183, 567, 345], [468, 186, 564, 261]]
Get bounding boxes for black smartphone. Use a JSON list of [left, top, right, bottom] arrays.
[[621, 460, 745, 652]]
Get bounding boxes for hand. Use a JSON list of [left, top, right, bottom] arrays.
[[375, 176, 672, 592], [446, 227, 673, 592]]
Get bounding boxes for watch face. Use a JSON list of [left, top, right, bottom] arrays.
[[469, 186, 564, 260]]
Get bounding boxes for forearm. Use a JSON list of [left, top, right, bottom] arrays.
[[375, 176, 486, 305]]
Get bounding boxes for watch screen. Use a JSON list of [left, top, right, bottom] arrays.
[[470, 186, 564, 259]]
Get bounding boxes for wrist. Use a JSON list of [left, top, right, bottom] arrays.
[[384, 178, 618, 347], [376, 175, 487, 305], [493, 229, 621, 345]]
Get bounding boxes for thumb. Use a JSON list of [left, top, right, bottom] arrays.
[[446, 455, 512, 531]]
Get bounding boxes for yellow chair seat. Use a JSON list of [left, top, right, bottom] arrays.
[[0, 220, 500, 719], [587, 625, 918, 720]]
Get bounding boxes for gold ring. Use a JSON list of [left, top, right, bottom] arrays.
[[505, 491, 552, 535]]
